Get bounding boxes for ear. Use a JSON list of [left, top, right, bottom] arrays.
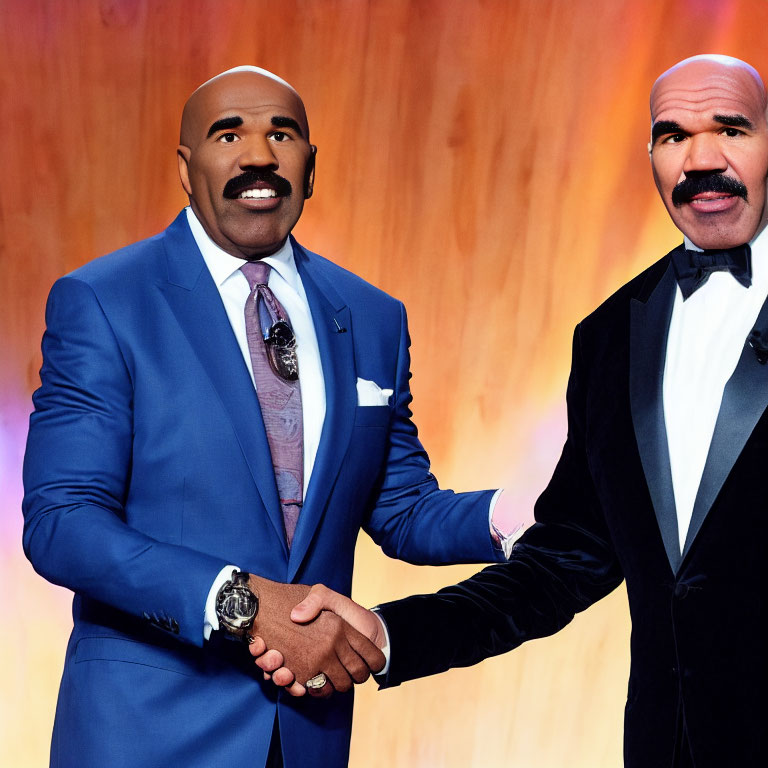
[[304, 145, 317, 199], [177, 145, 193, 196]]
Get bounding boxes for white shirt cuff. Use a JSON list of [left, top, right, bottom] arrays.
[[489, 488, 529, 559], [371, 608, 391, 676], [204, 565, 240, 641]]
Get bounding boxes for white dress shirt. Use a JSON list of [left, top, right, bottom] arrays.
[[186, 206, 325, 489], [663, 226, 768, 552]]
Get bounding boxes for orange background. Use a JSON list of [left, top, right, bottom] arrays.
[[2, 1, 767, 765]]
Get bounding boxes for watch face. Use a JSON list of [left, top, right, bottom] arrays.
[[221, 586, 258, 623]]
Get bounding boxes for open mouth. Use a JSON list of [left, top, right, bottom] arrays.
[[223, 170, 292, 200], [686, 193, 741, 214]]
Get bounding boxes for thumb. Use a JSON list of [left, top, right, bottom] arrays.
[[291, 584, 338, 623]]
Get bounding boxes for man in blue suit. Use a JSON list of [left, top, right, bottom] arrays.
[[22, 67, 526, 767]]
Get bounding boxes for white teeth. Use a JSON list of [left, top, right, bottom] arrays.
[[239, 188, 277, 199]]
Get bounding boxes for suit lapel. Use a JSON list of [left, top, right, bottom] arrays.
[[629, 256, 681, 572], [288, 241, 357, 580], [157, 213, 287, 556], [683, 294, 768, 558]]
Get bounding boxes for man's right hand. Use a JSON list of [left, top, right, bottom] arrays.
[[246, 576, 385, 698], [248, 583, 386, 696]]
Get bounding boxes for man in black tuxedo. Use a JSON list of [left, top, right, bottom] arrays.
[[252, 54, 768, 767]]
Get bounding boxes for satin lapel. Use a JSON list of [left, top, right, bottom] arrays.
[[157, 214, 287, 556], [288, 242, 356, 580], [683, 294, 768, 559], [629, 258, 681, 572]]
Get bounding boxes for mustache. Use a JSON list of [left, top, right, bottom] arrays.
[[223, 170, 292, 199], [672, 173, 748, 207]]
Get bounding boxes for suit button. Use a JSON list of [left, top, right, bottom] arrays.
[[143, 611, 152, 622], [674, 583, 689, 599], [170, 619, 180, 634]]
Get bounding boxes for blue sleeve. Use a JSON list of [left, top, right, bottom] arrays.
[[22, 276, 228, 647], [363, 301, 503, 565]]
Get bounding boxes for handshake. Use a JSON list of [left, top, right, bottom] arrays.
[[244, 576, 386, 698]]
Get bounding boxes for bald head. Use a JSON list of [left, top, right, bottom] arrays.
[[651, 54, 767, 123], [195, 65, 299, 97], [648, 54, 768, 249]]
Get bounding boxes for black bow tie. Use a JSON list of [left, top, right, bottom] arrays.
[[671, 244, 752, 300]]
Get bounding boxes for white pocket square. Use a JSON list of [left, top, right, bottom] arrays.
[[356, 378, 394, 406]]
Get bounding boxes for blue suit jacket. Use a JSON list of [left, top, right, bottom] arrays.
[[22, 211, 499, 768]]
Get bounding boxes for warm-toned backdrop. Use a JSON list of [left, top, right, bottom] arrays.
[[2, 1, 766, 765]]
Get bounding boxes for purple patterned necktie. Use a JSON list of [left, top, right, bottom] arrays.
[[241, 261, 303, 548]]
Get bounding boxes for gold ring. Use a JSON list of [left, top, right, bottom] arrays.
[[306, 673, 328, 690]]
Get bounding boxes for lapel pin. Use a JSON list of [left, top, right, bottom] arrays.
[[333, 318, 347, 334]]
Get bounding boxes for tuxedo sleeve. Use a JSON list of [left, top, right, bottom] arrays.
[[363, 301, 502, 565], [22, 276, 228, 647], [375, 323, 624, 686]]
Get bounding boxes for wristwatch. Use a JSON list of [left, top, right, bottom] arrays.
[[215, 570, 259, 639]]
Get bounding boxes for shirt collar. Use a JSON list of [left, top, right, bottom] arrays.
[[185, 206, 299, 290]]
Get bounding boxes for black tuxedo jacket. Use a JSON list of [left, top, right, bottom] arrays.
[[377, 246, 768, 767]]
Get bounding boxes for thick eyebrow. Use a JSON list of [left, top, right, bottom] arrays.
[[651, 120, 684, 144], [271, 115, 304, 138], [713, 114, 754, 130], [651, 114, 755, 145], [206, 116, 243, 138]]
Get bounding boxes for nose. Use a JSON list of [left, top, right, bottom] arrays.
[[238, 135, 278, 170], [682, 132, 727, 175]]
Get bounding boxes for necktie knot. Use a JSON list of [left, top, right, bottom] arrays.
[[672, 243, 752, 300], [241, 260, 271, 290]]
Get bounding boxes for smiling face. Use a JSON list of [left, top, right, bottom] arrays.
[[177, 70, 316, 259], [649, 56, 768, 249]]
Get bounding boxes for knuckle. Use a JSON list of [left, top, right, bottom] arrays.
[[273, 670, 291, 686]]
